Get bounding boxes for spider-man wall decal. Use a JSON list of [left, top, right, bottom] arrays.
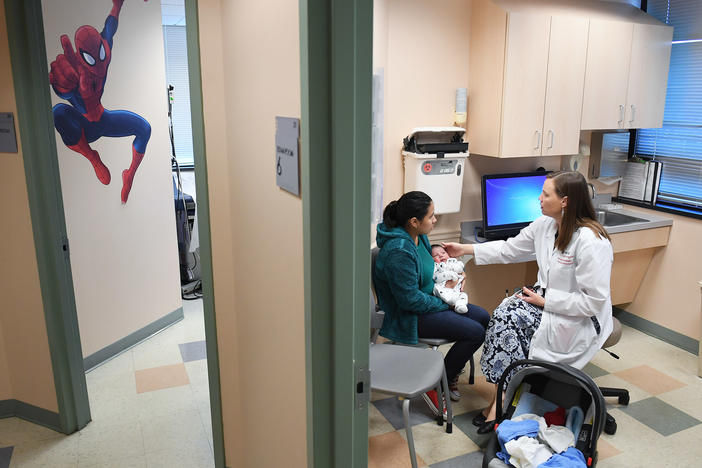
[[49, 0, 150, 204]]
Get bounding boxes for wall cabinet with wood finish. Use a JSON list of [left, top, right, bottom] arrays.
[[581, 20, 673, 130], [467, 0, 673, 158]]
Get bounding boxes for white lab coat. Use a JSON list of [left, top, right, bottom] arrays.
[[473, 216, 613, 369]]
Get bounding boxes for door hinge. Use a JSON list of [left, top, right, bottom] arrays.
[[354, 365, 371, 410]]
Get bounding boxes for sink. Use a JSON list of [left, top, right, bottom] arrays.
[[596, 210, 648, 227]]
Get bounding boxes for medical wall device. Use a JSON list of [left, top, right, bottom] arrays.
[[402, 127, 469, 215]]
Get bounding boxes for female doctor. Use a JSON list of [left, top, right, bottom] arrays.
[[442, 171, 613, 433]]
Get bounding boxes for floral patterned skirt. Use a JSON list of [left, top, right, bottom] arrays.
[[480, 294, 543, 386]]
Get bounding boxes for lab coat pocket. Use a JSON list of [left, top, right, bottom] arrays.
[[546, 312, 587, 355]]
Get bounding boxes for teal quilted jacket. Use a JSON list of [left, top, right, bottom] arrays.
[[373, 223, 445, 344]]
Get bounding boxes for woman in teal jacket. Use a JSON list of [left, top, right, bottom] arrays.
[[373, 191, 489, 411]]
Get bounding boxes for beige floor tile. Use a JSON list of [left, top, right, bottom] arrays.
[[140, 409, 207, 455], [593, 373, 651, 405], [658, 383, 702, 421], [613, 365, 686, 395], [9, 434, 79, 468], [594, 437, 621, 461], [135, 363, 190, 394], [86, 370, 138, 400], [368, 403, 396, 437], [144, 435, 213, 468], [0, 417, 64, 446], [368, 431, 428, 468], [184, 360, 209, 389], [398, 421, 479, 465], [77, 418, 145, 467], [132, 339, 185, 370], [78, 453, 147, 468], [135, 385, 198, 419]]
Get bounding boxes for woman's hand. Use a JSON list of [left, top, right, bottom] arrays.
[[441, 242, 473, 257], [518, 287, 545, 308]]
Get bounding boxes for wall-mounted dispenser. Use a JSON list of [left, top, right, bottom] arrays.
[[402, 127, 469, 215]]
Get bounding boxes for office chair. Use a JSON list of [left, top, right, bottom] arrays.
[[597, 316, 630, 435]]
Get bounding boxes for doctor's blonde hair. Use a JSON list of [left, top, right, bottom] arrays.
[[548, 171, 610, 252]]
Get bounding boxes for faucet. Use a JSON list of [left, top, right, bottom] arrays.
[[588, 183, 597, 200]]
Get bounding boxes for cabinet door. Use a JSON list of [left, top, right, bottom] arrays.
[[542, 16, 589, 156], [581, 20, 634, 130], [625, 24, 673, 129], [500, 13, 550, 157]]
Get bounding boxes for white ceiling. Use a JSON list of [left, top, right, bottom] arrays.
[[161, 0, 185, 26]]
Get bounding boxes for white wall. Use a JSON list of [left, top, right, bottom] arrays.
[[41, 0, 181, 357]]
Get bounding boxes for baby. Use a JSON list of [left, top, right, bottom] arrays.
[[431, 244, 469, 314]]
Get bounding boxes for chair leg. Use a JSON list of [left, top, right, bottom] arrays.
[[435, 383, 444, 426], [468, 356, 475, 385], [440, 369, 453, 433], [600, 387, 630, 405], [402, 398, 419, 468]]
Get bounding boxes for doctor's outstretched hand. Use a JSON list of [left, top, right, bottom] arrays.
[[441, 242, 474, 258]]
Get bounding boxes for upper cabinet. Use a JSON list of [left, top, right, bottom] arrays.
[[467, 0, 673, 158], [468, 1, 588, 158], [581, 21, 673, 130]]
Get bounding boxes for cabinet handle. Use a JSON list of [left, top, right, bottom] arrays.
[[548, 130, 554, 149], [630, 104, 636, 124], [534, 130, 541, 150], [618, 105, 624, 126]]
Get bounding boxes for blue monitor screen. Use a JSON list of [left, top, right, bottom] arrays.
[[484, 173, 547, 230]]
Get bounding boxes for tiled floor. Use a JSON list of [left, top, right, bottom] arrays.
[[2, 305, 702, 467], [0, 298, 213, 468], [369, 326, 702, 467]]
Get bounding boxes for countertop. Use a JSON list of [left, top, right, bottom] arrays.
[[460, 208, 673, 245]]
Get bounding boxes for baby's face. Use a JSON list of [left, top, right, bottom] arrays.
[[431, 246, 450, 263]]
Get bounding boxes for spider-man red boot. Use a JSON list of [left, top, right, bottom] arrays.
[[121, 146, 144, 203], [67, 131, 111, 185]]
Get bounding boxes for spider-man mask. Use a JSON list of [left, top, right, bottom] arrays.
[[74, 25, 111, 78]]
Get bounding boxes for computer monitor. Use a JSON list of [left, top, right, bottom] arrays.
[[481, 171, 549, 240]]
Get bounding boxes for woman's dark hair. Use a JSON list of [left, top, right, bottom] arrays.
[[382, 191, 433, 229], [548, 171, 610, 251]]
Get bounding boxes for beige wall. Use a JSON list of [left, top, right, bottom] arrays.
[[376, 0, 562, 245], [0, 0, 58, 410], [198, 0, 307, 466], [41, 0, 182, 357]]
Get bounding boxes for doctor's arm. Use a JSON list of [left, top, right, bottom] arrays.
[[544, 239, 612, 317]]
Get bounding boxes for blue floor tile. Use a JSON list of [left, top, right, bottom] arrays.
[[0, 446, 13, 468], [178, 340, 207, 362], [430, 450, 483, 468], [620, 396, 701, 436], [582, 362, 609, 379], [451, 410, 494, 448]]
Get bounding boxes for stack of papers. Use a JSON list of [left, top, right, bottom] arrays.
[[618, 160, 662, 204]]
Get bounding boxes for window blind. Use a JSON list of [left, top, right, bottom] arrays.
[[636, 0, 702, 210], [163, 25, 194, 166]]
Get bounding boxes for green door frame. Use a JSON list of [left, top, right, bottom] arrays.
[[300, 0, 373, 466], [5, 2, 226, 466], [5, 0, 90, 433]]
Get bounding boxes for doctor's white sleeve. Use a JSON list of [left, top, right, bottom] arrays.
[[545, 237, 613, 318], [473, 221, 537, 265]]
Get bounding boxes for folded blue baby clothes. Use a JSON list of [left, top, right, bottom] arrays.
[[496, 419, 540, 463], [537, 447, 587, 467]]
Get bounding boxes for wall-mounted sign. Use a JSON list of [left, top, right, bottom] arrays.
[[0, 113, 18, 153], [275, 116, 300, 196]]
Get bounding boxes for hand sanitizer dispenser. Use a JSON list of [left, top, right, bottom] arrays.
[[402, 127, 469, 215]]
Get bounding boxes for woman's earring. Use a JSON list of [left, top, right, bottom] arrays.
[[561, 207, 564, 218]]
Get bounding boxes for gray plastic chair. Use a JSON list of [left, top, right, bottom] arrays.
[[370, 301, 453, 468]]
